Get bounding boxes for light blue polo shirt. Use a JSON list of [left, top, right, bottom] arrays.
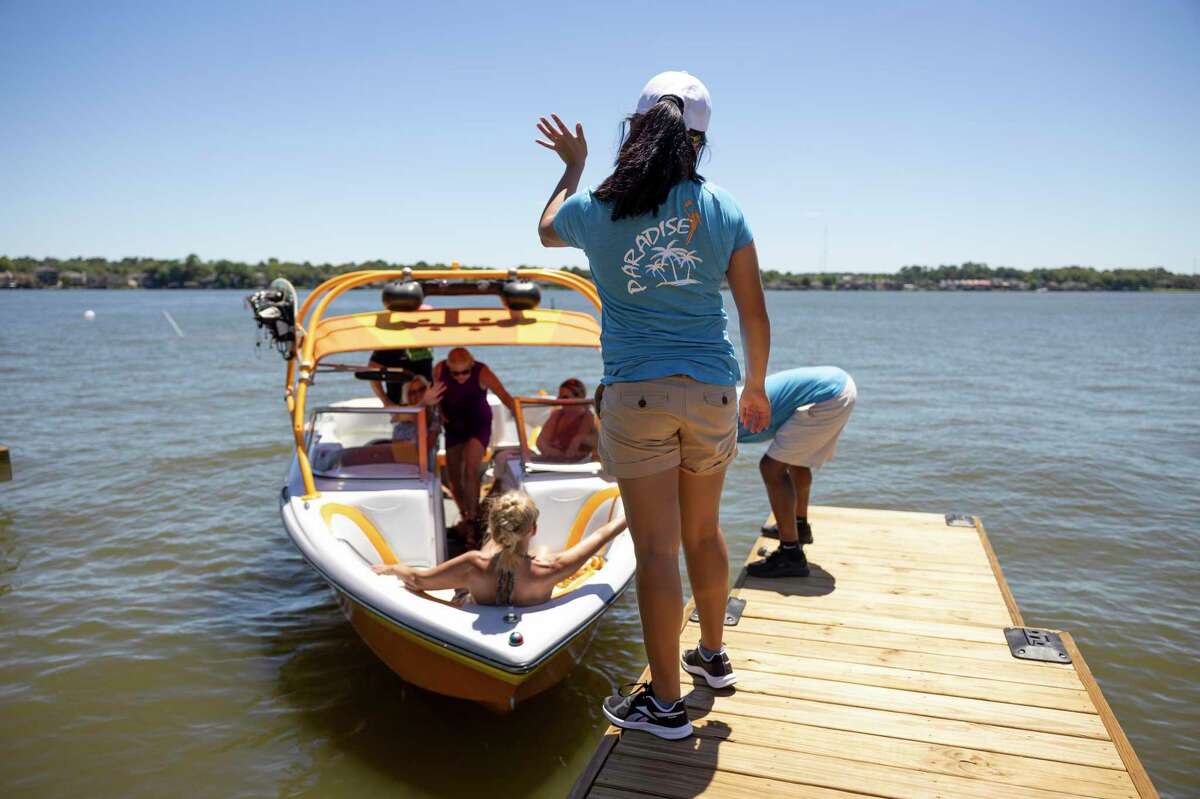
[[554, 180, 753, 386], [738, 367, 850, 443]]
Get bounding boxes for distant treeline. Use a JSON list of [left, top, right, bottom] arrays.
[[758, 263, 1200, 291], [2, 255, 1197, 292]]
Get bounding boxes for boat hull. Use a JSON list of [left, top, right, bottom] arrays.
[[333, 585, 602, 712]]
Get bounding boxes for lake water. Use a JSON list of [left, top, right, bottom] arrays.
[[1, 288, 1197, 797]]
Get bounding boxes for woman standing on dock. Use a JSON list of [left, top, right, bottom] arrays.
[[536, 71, 771, 739]]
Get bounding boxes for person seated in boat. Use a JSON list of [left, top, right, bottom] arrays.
[[369, 347, 435, 406], [435, 347, 516, 528], [389, 375, 444, 445], [533, 378, 598, 462], [739, 366, 857, 579], [372, 492, 627, 606]]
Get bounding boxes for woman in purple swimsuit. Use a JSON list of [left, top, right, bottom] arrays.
[[435, 347, 516, 526]]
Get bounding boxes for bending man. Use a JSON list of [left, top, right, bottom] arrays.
[[738, 366, 857, 578]]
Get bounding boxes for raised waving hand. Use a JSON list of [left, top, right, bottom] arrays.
[[535, 114, 587, 169]]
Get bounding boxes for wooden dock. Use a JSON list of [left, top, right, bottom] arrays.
[[569, 506, 1158, 799]]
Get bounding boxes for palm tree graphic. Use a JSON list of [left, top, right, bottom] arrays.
[[650, 240, 702, 286], [644, 257, 669, 283]]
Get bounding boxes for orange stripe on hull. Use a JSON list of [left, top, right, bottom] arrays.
[[338, 590, 600, 713]]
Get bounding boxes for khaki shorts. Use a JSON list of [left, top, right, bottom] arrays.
[[766, 377, 857, 469], [597, 376, 737, 479]]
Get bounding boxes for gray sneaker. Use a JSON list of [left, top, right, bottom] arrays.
[[602, 683, 693, 740], [681, 645, 738, 689]]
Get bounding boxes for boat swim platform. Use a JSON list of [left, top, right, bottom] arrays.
[[569, 505, 1158, 799]]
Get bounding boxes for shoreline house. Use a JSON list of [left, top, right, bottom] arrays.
[[61, 270, 89, 287], [34, 266, 60, 287]]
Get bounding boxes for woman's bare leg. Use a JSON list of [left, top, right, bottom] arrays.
[[461, 437, 486, 521], [617, 469, 683, 703], [679, 467, 730, 653], [445, 443, 465, 518]]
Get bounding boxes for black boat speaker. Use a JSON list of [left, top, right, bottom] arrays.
[[500, 279, 541, 311], [382, 280, 425, 312]]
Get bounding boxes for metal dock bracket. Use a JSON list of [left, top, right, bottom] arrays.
[[690, 596, 746, 626], [1004, 627, 1072, 664]]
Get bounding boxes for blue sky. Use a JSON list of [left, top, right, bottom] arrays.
[[2, 0, 1197, 273]]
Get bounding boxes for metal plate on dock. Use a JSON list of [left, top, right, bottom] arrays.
[[945, 512, 975, 527], [1004, 627, 1072, 664], [690, 597, 746, 626]]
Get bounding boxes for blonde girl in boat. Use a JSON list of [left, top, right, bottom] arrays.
[[536, 71, 771, 739], [372, 492, 628, 607]]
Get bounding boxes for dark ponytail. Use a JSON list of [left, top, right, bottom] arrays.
[[594, 96, 705, 220]]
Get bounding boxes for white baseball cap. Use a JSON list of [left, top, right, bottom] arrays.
[[636, 70, 711, 132]]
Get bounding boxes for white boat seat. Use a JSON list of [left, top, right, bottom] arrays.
[[525, 461, 602, 475], [321, 490, 439, 569], [523, 478, 619, 556]]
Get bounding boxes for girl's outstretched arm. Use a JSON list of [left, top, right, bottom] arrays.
[[373, 552, 481, 593], [541, 514, 628, 582], [535, 114, 587, 247]]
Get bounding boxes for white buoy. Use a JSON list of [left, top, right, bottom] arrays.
[[83, 310, 95, 321]]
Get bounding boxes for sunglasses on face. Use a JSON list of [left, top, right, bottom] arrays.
[[449, 366, 471, 377]]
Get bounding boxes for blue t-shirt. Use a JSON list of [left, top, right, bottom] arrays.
[[737, 367, 850, 443], [554, 180, 753, 386]]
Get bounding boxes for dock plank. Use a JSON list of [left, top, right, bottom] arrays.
[[720, 644, 1093, 709], [708, 627, 1087, 689], [708, 616, 1066, 669], [616, 732, 1132, 799], [681, 711, 1139, 799], [800, 557, 1004, 586], [594, 752, 877, 799], [740, 576, 1014, 612], [738, 586, 1015, 627], [793, 571, 1011, 602], [681, 686, 1127, 770], [718, 667, 1109, 738], [799, 532, 991, 559], [572, 506, 1157, 798], [586, 787, 662, 799], [737, 600, 1016, 643], [801, 543, 998, 573]]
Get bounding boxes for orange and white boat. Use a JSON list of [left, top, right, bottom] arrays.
[[247, 268, 633, 712]]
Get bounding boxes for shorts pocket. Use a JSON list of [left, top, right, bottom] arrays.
[[702, 388, 734, 408], [619, 390, 669, 410]]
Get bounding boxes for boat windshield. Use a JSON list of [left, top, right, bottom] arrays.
[[307, 406, 431, 480]]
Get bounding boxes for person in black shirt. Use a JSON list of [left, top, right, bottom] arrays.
[[368, 348, 435, 405]]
